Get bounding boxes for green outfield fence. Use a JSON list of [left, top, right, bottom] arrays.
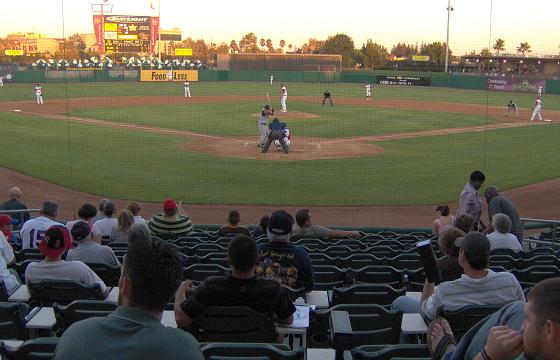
[[10, 69, 560, 94]]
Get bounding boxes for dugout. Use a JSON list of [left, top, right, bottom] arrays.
[[217, 53, 342, 72]]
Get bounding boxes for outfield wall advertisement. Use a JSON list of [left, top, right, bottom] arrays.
[[140, 70, 199, 82], [486, 77, 546, 93], [377, 75, 431, 86]]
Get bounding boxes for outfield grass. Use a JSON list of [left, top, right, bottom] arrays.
[[0, 109, 558, 206], [1, 81, 559, 111], [70, 101, 496, 138]]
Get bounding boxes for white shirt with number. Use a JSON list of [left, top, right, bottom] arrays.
[[19, 216, 62, 249]]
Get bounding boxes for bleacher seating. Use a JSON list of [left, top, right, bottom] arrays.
[[0, 338, 59, 360], [438, 305, 501, 341], [0, 303, 31, 340], [200, 342, 304, 360], [53, 300, 117, 335], [331, 284, 405, 306], [352, 344, 431, 360], [28, 281, 104, 306]]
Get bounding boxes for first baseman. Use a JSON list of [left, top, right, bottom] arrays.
[[506, 100, 519, 118], [183, 80, 191, 98], [365, 84, 372, 100], [35, 83, 43, 104], [280, 83, 287, 112], [530, 96, 543, 121]]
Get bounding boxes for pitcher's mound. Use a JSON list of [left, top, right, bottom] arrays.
[[251, 111, 319, 120]]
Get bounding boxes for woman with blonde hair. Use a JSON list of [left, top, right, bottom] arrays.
[[110, 210, 134, 243]]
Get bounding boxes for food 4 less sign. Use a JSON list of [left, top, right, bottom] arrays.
[[140, 70, 198, 82]]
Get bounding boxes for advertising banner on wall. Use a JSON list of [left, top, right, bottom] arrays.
[[486, 77, 546, 93], [377, 75, 431, 86], [92, 15, 104, 53], [140, 70, 199, 82]]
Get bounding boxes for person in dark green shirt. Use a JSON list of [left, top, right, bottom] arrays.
[[54, 235, 203, 360]]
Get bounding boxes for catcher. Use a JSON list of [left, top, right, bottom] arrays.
[[262, 118, 289, 154], [274, 122, 291, 152], [322, 90, 333, 106]]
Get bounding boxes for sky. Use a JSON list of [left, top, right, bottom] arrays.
[[1, 0, 559, 55]]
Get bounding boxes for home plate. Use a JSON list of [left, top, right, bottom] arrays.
[[13, 110, 21, 112], [544, 119, 552, 122]]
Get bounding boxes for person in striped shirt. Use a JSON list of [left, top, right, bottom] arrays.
[[148, 199, 192, 239]]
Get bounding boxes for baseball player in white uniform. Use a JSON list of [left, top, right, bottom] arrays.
[[365, 84, 372, 100], [0, 76, 3, 87], [537, 85, 543, 96], [530, 96, 543, 121], [35, 84, 43, 104], [183, 81, 191, 98], [270, 75, 274, 85], [280, 84, 287, 112]]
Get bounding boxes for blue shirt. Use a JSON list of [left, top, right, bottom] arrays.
[[269, 120, 285, 132], [256, 242, 314, 292]]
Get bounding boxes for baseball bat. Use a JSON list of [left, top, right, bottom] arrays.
[[266, 92, 271, 103]]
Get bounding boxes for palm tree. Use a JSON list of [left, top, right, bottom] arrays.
[[279, 39, 286, 52], [516, 42, 531, 56], [259, 38, 266, 51], [493, 38, 505, 55]]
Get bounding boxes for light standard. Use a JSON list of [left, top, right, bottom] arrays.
[[444, 0, 454, 73]]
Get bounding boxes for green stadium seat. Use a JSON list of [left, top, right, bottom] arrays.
[[352, 344, 430, 360], [0, 338, 59, 360], [200, 342, 304, 360]]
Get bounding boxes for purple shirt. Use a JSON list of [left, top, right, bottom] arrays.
[[457, 182, 483, 223]]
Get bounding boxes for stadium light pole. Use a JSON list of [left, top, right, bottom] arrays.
[[444, 0, 454, 73], [157, 0, 161, 59]]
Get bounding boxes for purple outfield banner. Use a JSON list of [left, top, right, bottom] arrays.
[[486, 77, 546, 94]]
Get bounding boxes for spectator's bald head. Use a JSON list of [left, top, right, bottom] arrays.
[[484, 186, 499, 203], [8, 187, 21, 199]]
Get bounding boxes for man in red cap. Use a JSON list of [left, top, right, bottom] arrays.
[[25, 225, 108, 297], [0, 214, 17, 245], [148, 199, 193, 239]]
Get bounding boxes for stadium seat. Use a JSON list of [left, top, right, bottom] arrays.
[[489, 255, 518, 270], [85, 263, 121, 287], [352, 344, 431, 360], [490, 249, 521, 258], [200, 342, 304, 360], [439, 305, 502, 341], [511, 265, 560, 289], [183, 264, 229, 285], [53, 300, 117, 335], [28, 280, 104, 306], [310, 304, 402, 347], [342, 254, 383, 270], [402, 268, 426, 292], [0, 302, 31, 340], [313, 265, 348, 290], [382, 254, 422, 271], [354, 266, 403, 286], [331, 284, 405, 305], [188, 243, 228, 257], [308, 253, 336, 267], [106, 242, 128, 250], [189, 306, 277, 343], [0, 337, 59, 360], [14, 249, 44, 262]]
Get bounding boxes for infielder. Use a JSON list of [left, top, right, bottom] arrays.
[[365, 84, 372, 100], [280, 83, 287, 112], [0, 76, 3, 87], [258, 104, 274, 148], [322, 90, 333, 106], [538, 85, 543, 96], [183, 80, 191, 98], [530, 96, 543, 121], [274, 124, 291, 152], [270, 75, 274, 85], [35, 83, 43, 105], [506, 100, 519, 118]]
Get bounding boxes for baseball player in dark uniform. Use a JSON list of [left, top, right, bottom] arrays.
[[322, 90, 333, 106], [506, 100, 519, 118], [262, 118, 289, 154]]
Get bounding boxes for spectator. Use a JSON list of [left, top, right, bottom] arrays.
[[0, 187, 30, 225], [292, 209, 361, 239], [256, 210, 314, 292], [127, 201, 146, 224], [432, 205, 455, 236], [65, 203, 97, 237], [420, 232, 525, 321], [392, 229, 464, 316], [216, 210, 251, 237], [54, 235, 203, 360], [25, 225, 109, 297], [148, 199, 192, 238], [66, 221, 120, 267], [19, 201, 61, 249], [456, 171, 486, 230], [91, 201, 117, 239], [128, 222, 152, 244], [110, 210, 134, 243], [0, 216, 20, 295], [174, 235, 295, 328], [427, 278, 560, 360], [487, 213, 522, 252], [455, 213, 475, 234], [252, 215, 269, 238], [484, 186, 523, 243], [0, 214, 17, 245], [91, 199, 109, 223]]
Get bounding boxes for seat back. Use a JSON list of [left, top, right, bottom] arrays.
[[53, 300, 117, 334], [85, 263, 121, 287], [183, 264, 229, 285], [192, 306, 277, 343], [313, 265, 347, 290], [28, 280, 103, 306], [332, 284, 405, 305], [0, 338, 59, 360], [439, 305, 501, 340], [352, 344, 430, 360], [200, 343, 304, 360], [0, 302, 30, 340], [511, 265, 560, 289], [354, 266, 402, 286]]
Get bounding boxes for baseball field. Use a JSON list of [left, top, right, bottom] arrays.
[[0, 81, 559, 224]]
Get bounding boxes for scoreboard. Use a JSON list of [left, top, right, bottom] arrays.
[[93, 14, 160, 54]]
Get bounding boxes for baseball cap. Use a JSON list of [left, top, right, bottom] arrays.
[[163, 199, 177, 211], [71, 221, 91, 242], [268, 210, 294, 235], [0, 215, 18, 226], [454, 232, 491, 260], [38, 225, 72, 258]]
